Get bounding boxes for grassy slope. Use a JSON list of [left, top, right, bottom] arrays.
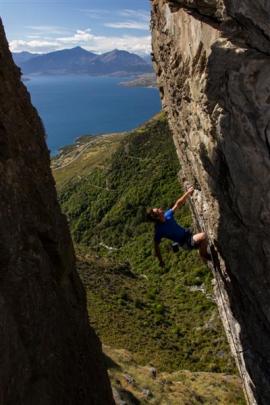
[[104, 346, 245, 405], [53, 114, 238, 375]]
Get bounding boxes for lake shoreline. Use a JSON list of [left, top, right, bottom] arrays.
[[26, 75, 161, 155]]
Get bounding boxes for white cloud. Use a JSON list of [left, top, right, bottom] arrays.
[[58, 29, 94, 44], [104, 9, 150, 32], [119, 9, 149, 21], [27, 35, 42, 39], [78, 8, 110, 19], [26, 25, 69, 36], [104, 21, 149, 30], [78, 8, 150, 24], [10, 39, 59, 53], [9, 28, 152, 55], [87, 34, 152, 55]]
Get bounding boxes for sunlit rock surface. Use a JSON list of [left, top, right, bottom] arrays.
[[151, 1, 270, 404]]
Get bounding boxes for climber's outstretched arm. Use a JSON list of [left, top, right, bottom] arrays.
[[154, 241, 165, 267], [172, 186, 194, 212]]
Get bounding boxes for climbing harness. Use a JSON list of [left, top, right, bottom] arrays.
[[188, 193, 252, 405]]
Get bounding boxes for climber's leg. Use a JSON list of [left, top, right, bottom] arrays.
[[192, 232, 210, 262]]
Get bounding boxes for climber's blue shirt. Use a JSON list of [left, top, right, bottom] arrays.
[[154, 209, 188, 245]]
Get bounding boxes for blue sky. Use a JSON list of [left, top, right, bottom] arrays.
[[1, 0, 152, 54]]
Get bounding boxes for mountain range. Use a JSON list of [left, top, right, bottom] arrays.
[[13, 47, 153, 76]]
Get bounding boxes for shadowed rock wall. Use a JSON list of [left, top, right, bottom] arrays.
[[151, 1, 270, 404], [0, 19, 114, 405]]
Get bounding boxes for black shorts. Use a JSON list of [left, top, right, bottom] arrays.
[[183, 231, 199, 250]]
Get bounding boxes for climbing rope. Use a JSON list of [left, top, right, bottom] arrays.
[[189, 193, 252, 405]]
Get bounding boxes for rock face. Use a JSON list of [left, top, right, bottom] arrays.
[[151, 1, 270, 404], [0, 19, 114, 405]]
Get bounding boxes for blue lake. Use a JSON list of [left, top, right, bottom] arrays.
[[25, 75, 161, 155]]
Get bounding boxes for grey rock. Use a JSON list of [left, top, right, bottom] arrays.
[[0, 18, 114, 405], [141, 388, 152, 399], [113, 387, 140, 405], [123, 374, 135, 385], [151, 1, 270, 404], [149, 366, 157, 378]]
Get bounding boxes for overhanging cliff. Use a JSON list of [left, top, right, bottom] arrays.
[[0, 19, 114, 405], [151, 1, 270, 404]]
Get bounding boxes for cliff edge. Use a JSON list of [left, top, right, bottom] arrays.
[[0, 19, 114, 405], [151, 1, 270, 404]]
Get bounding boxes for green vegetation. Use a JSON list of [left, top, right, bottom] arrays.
[[53, 113, 236, 374], [104, 346, 245, 405]]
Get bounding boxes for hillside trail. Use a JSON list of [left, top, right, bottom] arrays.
[[54, 139, 96, 171]]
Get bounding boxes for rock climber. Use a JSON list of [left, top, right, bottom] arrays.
[[146, 187, 210, 267]]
